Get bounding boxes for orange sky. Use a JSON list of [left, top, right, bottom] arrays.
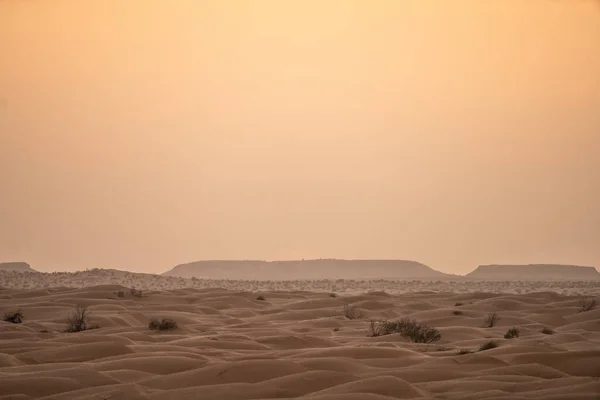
[[1, 0, 599, 274]]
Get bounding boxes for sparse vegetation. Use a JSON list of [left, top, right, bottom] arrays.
[[484, 312, 499, 328], [148, 318, 178, 331], [329, 293, 337, 298], [114, 291, 125, 298], [3, 309, 23, 324], [578, 297, 597, 313], [368, 318, 441, 343], [452, 310, 463, 316], [541, 327, 554, 335], [130, 288, 143, 298], [504, 327, 520, 339], [458, 348, 473, 355], [454, 302, 464, 306], [333, 327, 340, 332], [342, 304, 363, 320], [478, 341, 498, 351], [256, 295, 266, 301], [65, 304, 96, 332]]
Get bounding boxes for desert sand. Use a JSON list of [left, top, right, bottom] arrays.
[[1, 273, 599, 399]]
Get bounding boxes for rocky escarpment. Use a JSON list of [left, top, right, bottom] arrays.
[[163, 259, 453, 280], [0, 262, 36, 272], [467, 264, 600, 281]]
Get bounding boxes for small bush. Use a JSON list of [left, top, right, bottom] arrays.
[[484, 312, 499, 328], [65, 304, 93, 332], [333, 327, 340, 332], [541, 327, 554, 335], [256, 295, 266, 301], [148, 318, 178, 331], [478, 341, 498, 351], [329, 293, 337, 298], [578, 297, 597, 313], [454, 302, 464, 306], [115, 291, 125, 298], [458, 348, 473, 355], [342, 304, 363, 320], [130, 288, 143, 298], [3, 309, 23, 324], [504, 327, 520, 339], [452, 310, 463, 316], [369, 318, 441, 343]]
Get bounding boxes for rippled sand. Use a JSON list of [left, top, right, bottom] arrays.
[[1, 285, 599, 399]]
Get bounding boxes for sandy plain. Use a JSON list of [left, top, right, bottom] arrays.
[[1, 271, 599, 399]]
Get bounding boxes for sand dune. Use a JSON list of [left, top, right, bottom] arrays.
[[1, 284, 599, 399]]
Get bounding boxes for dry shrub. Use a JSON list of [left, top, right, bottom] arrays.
[[369, 318, 441, 343], [484, 312, 499, 328], [579, 297, 597, 313], [65, 304, 97, 332], [148, 318, 178, 331], [3, 309, 23, 324], [504, 327, 519, 339], [342, 304, 363, 320], [479, 341, 498, 351]]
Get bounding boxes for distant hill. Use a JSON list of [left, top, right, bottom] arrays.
[[0, 262, 36, 272], [162, 259, 453, 280], [467, 264, 600, 281]]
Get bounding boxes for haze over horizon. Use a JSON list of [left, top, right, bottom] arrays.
[[1, 1, 599, 275]]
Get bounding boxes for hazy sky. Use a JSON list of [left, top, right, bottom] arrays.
[[1, 0, 599, 274]]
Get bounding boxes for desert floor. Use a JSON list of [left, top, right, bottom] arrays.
[[1, 286, 599, 400]]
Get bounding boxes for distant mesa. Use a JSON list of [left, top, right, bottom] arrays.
[[162, 259, 452, 280], [467, 264, 600, 281], [0, 262, 36, 272]]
